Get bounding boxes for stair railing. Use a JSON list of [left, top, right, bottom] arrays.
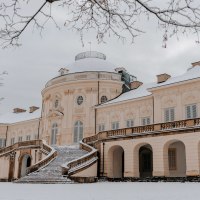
[[62, 141, 98, 176], [26, 141, 57, 174]]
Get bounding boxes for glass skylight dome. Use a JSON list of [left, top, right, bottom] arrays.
[[66, 51, 117, 73]]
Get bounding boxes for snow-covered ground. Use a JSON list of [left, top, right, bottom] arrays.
[[1, 182, 200, 200]]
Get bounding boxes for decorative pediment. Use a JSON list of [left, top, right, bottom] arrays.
[[161, 95, 176, 108], [182, 92, 197, 104], [47, 110, 64, 118], [140, 106, 151, 116]]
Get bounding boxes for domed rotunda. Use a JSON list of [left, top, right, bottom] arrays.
[[41, 51, 135, 145]]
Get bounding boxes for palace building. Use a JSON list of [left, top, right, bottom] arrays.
[[0, 51, 200, 183]]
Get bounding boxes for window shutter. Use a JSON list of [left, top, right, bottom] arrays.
[[116, 122, 119, 129], [192, 104, 197, 118], [99, 125, 101, 132], [102, 124, 105, 131], [131, 120, 134, 127], [170, 108, 175, 121], [126, 120, 130, 128], [165, 109, 169, 122], [147, 118, 150, 125], [80, 126, 83, 140], [186, 106, 191, 119], [142, 118, 145, 126], [74, 126, 78, 143]]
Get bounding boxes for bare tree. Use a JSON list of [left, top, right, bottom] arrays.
[[0, 0, 200, 47]]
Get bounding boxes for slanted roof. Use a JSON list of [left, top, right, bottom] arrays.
[[101, 83, 153, 106], [149, 66, 200, 89]]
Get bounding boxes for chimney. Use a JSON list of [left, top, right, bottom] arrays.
[[130, 81, 143, 90], [29, 106, 39, 113], [157, 73, 171, 84], [13, 108, 26, 113], [191, 61, 200, 68]]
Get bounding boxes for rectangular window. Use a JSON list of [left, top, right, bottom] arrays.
[[34, 134, 38, 140], [112, 122, 119, 130], [186, 104, 197, 119], [98, 124, 105, 132], [141, 117, 150, 126], [18, 136, 23, 142], [0, 139, 5, 148], [26, 135, 31, 141], [168, 148, 176, 170], [126, 119, 134, 128], [164, 108, 175, 122], [11, 138, 15, 145]]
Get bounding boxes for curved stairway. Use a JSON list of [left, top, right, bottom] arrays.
[[15, 145, 87, 184]]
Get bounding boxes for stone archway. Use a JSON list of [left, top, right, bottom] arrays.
[[139, 145, 153, 178], [18, 154, 32, 178], [133, 143, 153, 178], [163, 140, 186, 177], [107, 145, 124, 178]]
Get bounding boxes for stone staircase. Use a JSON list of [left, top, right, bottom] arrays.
[[15, 145, 87, 184]]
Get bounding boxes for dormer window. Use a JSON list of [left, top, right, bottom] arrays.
[[58, 68, 69, 76], [101, 96, 108, 104]]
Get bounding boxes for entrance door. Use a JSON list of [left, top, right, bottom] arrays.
[[139, 146, 153, 178]]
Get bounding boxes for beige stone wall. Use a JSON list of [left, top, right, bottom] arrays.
[[6, 119, 40, 146], [41, 71, 123, 145], [0, 125, 8, 143], [72, 162, 98, 177], [0, 147, 47, 180], [101, 131, 200, 178], [97, 97, 153, 131], [152, 79, 200, 123]]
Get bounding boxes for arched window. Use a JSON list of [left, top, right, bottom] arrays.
[[74, 121, 83, 143], [54, 99, 59, 108], [101, 96, 108, 104], [51, 123, 58, 145]]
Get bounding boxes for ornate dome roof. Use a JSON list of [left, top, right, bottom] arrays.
[[66, 51, 117, 73]]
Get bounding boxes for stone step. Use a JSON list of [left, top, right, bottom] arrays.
[[15, 145, 87, 184]]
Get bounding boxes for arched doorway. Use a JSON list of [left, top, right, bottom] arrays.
[[139, 145, 153, 178], [19, 154, 32, 178], [74, 121, 83, 143], [164, 140, 186, 177], [108, 145, 124, 178], [51, 123, 58, 145]]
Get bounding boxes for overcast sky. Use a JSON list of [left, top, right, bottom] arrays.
[[0, 2, 200, 115]]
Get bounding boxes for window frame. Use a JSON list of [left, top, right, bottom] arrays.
[[18, 136, 23, 142], [100, 96, 108, 104], [77, 96, 84, 105], [141, 117, 151, 126], [111, 121, 119, 130], [74, 121, 83, 143], [164, 107, 175, 122], [185, 104, 197, 119], [126, 119, 134, 128], [51, 123, 58, 145], [98, 123, 105, 132]]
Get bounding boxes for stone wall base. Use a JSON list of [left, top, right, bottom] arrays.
[[104, 176, 200, 182], [0, 179, 9, 182], [70, 176, 98, 183]]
